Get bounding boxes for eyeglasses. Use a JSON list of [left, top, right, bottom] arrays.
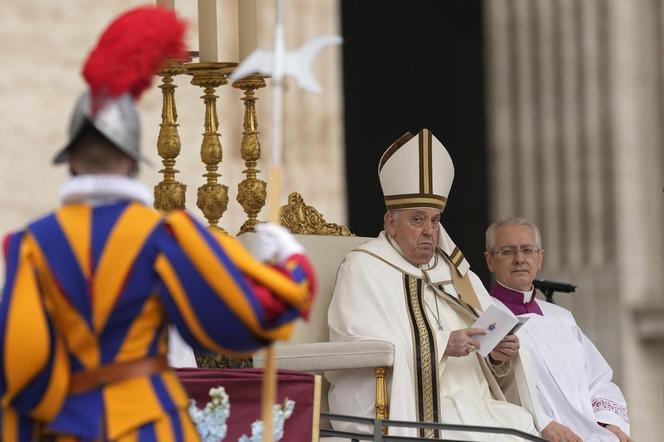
[[491, 246, 541, 258]]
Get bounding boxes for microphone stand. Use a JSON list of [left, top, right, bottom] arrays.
[[533, 279, 577, 304]]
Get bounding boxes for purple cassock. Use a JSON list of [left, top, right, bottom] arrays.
[[490, 282, 543, 316]]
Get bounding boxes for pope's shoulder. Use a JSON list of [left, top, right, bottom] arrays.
[[341, 237, 383, 264]]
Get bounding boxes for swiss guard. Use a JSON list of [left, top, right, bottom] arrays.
[[0, 6, 316, 441]]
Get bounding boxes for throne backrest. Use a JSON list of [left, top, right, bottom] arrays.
[[290, 234, 371, 344], [239, 233, 371, 344]]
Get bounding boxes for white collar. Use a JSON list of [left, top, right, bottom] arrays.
[[497, 280, 534, 303], [60, 175, 153, 206], [385, 233, 437, 270], [357, 232, 451, 283]]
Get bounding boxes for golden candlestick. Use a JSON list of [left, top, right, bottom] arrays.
[[233, 75, 267, 234], [185, 62, 236, 231], [154, 58, 189, 212]]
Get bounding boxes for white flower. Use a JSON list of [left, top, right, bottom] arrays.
[[238, 398, 296, 442], [189, 386, 231, 442], [189, 387, 296, 442]]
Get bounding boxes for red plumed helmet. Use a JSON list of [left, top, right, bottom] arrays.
[[83, 5, 188, 109], [53, 6, 187, 165]]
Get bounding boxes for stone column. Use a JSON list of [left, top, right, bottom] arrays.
[[608, 0, 664, 436]]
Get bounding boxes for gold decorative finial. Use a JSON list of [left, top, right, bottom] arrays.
[[186, 62, 236, 231], [233, 76, 268, 234], [280, 192, 353, 236], [154, 58, 188, 212]]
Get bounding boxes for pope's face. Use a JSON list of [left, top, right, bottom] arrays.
[[385, 208, 441, 265], [484, 224, 543, 291]]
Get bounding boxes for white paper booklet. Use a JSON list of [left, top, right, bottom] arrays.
[[470, 304, 524, 357]]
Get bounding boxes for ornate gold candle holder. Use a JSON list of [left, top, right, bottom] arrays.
[[185, 62, 237, 231], [154, 57, 190, 212], [232, 75, 268, 234]]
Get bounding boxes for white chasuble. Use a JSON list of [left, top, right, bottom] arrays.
[[327, 231, 539, 439], [493, 299, 630, 441]]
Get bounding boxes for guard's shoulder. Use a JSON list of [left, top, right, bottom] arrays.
[[127, 202, 162, 220], [162, 208, 195, 223], [27, 209, 61, 233], [31, 208, 60, 224], [2, 230, 24, 261]]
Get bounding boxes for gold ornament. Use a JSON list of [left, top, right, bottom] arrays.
[[280, 192, 353, 236], [186, 62, 236, 231], [154, 58, 189, 212], [233, 76, 268, 234]]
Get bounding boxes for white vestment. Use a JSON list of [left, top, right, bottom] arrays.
[[167, 326, 197, 368], [327, 231, 540, 440], [493, 298, 630, 441]]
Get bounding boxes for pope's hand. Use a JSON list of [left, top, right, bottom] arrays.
[[541, 421, 582, 442], [444, 328, 486, 357], [604, 424, 633, 442], [253, 223, 305, 263], [489, 334, 520, 362]]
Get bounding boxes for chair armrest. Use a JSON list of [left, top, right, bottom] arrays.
[[253, 340, 395, 372]]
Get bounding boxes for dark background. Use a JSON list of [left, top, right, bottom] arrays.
[[340, 0, 490, 283]]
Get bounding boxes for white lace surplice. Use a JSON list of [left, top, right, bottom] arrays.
[[511, 301, 630, 441]]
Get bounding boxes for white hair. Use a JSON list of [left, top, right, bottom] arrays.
[[485, 217, 542, 251], [383, 209, 400, 231]]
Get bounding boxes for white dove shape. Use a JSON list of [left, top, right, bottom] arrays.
[[229, 35, 342, 94]]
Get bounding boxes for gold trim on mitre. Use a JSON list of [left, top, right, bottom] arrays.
[[379, 132, 414, 171], [419, 129, 432, 195], [379, 128, 454, 211], [384, 194, 447, 211]]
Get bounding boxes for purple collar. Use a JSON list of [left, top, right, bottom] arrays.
[[490, 282, 543, 316]]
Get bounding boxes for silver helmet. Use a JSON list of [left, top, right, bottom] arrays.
[[53, 90, 150, 165]]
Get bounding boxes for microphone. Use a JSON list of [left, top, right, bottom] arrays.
[[533, 279, 577, 294], [533, 279, 576, 303]]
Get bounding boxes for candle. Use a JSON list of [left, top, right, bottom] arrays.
[[238, 0, 258, 61], [220, 0, 239, 62], [156, 0, 174, 10], [198, 0, 219, 62]]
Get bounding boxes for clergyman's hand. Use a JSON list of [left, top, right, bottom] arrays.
[[444, 328, 486, 357], [541, 421, 582, 442], [604, 424, 633, 442], [489, 334, 520, 362]]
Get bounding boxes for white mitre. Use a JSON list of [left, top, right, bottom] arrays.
[[378, 128, 454, 211], [378, 128, 472, 278]]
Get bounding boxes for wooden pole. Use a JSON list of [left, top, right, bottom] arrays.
[[261, 165, 282, 442], [260, 346, 277, 442], [261, 2, 286, 440]]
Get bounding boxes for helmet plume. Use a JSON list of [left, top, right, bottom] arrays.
[[82, 6, 187, 112]]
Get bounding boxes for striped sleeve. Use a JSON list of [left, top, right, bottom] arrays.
[[154, 211, 315, 355], [0, 232, 70, 441]]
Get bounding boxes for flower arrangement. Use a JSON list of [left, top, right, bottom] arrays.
[[238, 399, 295, 442], [188, 386, 295, 442], [188, 386, 230, 442]]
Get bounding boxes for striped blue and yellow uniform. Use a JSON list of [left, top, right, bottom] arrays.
[[0, 201, 313, 441]]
